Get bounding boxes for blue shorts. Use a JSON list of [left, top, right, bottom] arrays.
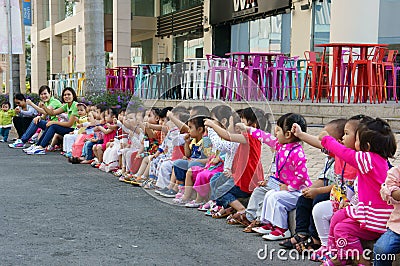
[[173, 159, 205, 182]]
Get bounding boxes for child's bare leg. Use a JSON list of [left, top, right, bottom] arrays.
[[229, 200, 246, 212], [92, 145, 98, 159], [168, 170, 177, 190], [118, 154, 122, 169], [97, 148, 104, 163], [195, 194, 206, 203], [136, 156, 150, 177], [143, 163, 150, 178], [182, 169, 194, 201]]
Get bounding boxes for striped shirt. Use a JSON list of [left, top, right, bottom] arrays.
[[322, 136, 393, 233]]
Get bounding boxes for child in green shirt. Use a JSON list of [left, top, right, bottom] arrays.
[[0, 101, 16, 142]]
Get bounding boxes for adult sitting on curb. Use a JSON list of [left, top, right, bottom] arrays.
[[13, 93, 38, 139], [24, 87, 79, 155], [9, 85, 62, 149]]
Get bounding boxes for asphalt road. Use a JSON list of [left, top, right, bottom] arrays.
[[0, 143, 315, 266]]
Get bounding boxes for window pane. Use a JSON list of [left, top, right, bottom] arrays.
[[132, 0, 154, 17]]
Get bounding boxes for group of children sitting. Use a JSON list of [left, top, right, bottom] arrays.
[[4, 92, 400, 265]]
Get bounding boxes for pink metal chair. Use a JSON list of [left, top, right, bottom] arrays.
[[380, 50, 398, 102], [272, 56, 299, 101], [242, 54, 266, 101], [123, 67, 136, 94], [106, 68, 119, 92]]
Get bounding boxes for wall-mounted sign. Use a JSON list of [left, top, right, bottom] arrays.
[[233, 0, 258, 18], [23, 0, 32, 26], [210, 0, 290, 25]]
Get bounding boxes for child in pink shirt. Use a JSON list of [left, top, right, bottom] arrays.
[[246, 113, 312, 241], [320, 118, 397, 266]]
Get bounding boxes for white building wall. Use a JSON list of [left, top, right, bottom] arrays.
[[291, 0, 312, 58], [330, 0, 379, 43]]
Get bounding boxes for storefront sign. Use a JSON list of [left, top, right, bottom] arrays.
[[233, 0, 257, 18], [210, 0, 290, 25]]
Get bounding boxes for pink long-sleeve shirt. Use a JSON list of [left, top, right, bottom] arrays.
[[249, 128, 312, 191], [322, 135, 393, 233], [381, 166, 400, 234]]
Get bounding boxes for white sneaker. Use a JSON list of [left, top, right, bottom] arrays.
[[262, 229, 291, 241], [27, 146, 46, 155], [8, 139, 25, 149], [252, 224, 274, 235], [23, 145, 36, 153]]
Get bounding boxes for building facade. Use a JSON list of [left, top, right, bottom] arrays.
[[29, 0, 400, 93]]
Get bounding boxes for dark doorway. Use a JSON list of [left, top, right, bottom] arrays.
[[213, 24, 231, 57]]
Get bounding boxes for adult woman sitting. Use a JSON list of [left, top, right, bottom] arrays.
[[13, 93, 38, 139], [26, 87, 79, 155], [9, 85, 62, 149]]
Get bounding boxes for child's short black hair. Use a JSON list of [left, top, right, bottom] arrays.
[[211, 105, 232, 128], [348, 114, 373, 125], [188, 115, 206, 130], [96, 104, 108, 113], [277, 113, 307, 141], [151, 107, 161, 117], [191, 105, 210, 117], [357, 118, 397, 159], [1, 101, 11, 108], [240, 107, 271, 131], [14, 93, 26, 101], [171, 106, 188, 114], [160, 107, 173, 118], [118, 108, 126, 115], [326, 118, 347, 140], [179, 112, 190, 124]]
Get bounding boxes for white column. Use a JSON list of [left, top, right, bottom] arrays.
[[113, 0, 131, 67], [31, 0, 48, 92], [290, 0, 312, 58], [49, 0, 62, 74]]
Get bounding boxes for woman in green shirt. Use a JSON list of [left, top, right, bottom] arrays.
[[26, 87, 79, 155], [9, 85, 62, 149]]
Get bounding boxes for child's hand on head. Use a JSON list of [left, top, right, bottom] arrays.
[[318, 130, 329, 141], [203, 119, 214, 128], [235, 123, 248, 132], [291, 123, 303, 137], [166, 111, 173, 119]]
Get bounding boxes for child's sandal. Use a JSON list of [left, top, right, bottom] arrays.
[[212, 207, 234, 219], [243, 220, 261, 233], [295, 236, 321, 253]]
